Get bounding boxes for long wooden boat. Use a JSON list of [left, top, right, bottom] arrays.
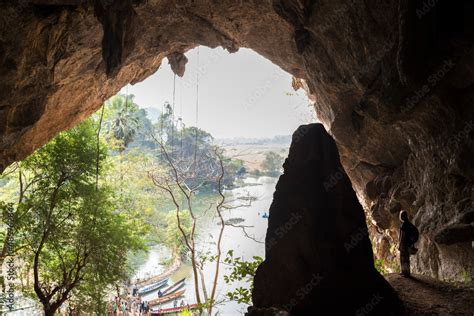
[[162, 278, 186, 296], [151, 304, 198, 315], [136, 254, 181, 288], [149, 289, 186, 306], [138, 278, 168, 295]]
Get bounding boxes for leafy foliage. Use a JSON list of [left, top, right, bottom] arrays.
[[155, 104, 242, 190], [1, 94, 253, 314], [103, 94, 141, 152], [374, 258, 388, 274], [1, 119, 145, 315], [261, 151, 284, 176], [163, 209, 193, 258], [223, 250, 263, 305]]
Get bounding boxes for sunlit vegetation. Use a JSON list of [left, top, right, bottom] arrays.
[[261, 151, 285, 176], [222, 250, 263, 305], [1, 119, 145, 315], [0, 93, 249, 314]]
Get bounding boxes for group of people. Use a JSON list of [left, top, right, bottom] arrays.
[[107, 281, 191, 315], [173, 299, 187, 309], [153, 298, 188, 312], [107, 295, 150, 316]]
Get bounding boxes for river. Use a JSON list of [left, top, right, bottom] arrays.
[[134, 176, 277, 315]]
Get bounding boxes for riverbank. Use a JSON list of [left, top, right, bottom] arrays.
[[136, 250, 182, 288], [132, 176, 276, 314]]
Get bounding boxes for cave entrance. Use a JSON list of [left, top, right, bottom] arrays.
[[2, 1, 474, 314], [0, 1, 405, 312], [0, 43, 320, 315], [109, 45, 315, 314]]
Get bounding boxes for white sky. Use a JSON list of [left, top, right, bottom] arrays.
[[121, 47, 315, 139]]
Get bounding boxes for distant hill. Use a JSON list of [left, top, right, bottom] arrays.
[[215, 135, 292, 146]]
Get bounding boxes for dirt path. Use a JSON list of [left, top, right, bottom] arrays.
[[385, 273, 474, 315]]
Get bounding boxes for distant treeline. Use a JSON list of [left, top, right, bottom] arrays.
[[216, 135, 292, 146]]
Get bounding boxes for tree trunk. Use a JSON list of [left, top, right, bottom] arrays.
[[43, 304, 57, 316]]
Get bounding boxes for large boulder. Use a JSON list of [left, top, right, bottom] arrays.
[[249, 124, 400, 315]]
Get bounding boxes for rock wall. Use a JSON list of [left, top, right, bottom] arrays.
[[249, 123, 400, 315], [0, 0, 472, 281]]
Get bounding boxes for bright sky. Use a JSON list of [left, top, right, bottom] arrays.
[[121, 47, 315, 139]]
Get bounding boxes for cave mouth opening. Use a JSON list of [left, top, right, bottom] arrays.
[[108, 47, 317, 315], [17, 40, 409, 314], [83, 45, 399, 315], [118, 45, 316, 142]]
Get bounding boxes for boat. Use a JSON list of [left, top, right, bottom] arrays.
[[151, 304, 198, 315], [149, 289, 186, 306], [138, 278, 169, 295], [162, 278, 186, 296]]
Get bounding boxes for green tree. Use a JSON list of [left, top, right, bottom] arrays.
[[0, 166, 36, 290], [261, 151, 284, 176], [4, 119, 143, 316], [163, 209, 192, 258], [154, 103, 243, 190], [222, 158, 245, 188], [156, 102, 175, 142], [104, 94, 141, 153], [129, 108, 156, 150], [104, 149, 155, 242]]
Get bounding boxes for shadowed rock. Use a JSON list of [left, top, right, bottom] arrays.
[[249, 124, 400, 315], [93, 0, 143, 75], [435, 210, 474, 245], [167, 52, 188, 77]]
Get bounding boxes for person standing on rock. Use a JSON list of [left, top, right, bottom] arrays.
[[398, 210, 419, 277]]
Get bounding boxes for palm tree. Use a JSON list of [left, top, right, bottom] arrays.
[[104, 94, 141, 153]]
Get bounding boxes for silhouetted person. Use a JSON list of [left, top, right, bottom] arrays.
[[398, 210, 419, 277]]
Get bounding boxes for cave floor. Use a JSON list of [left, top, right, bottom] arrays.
[[385, 273, 474, 315]]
